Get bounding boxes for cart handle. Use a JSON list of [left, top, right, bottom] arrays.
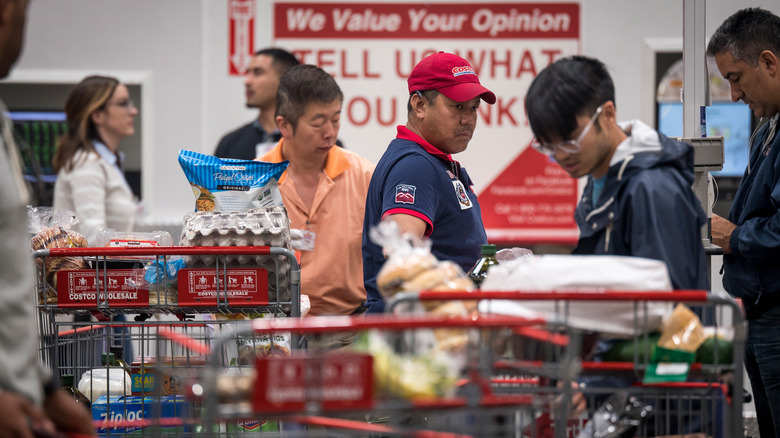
[[249, 314, 553, 334], [36, 245, 276, 257], [415, 289, 713, 302]]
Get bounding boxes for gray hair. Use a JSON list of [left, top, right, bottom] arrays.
[[707, 7, 780, 67]]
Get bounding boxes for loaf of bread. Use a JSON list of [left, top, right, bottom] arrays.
[[31, 226, 88, 253], [376, 251, 438, 298], [31, 226, 89, 303]]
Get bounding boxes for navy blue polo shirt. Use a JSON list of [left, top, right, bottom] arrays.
[[362, 126, 487, 313]]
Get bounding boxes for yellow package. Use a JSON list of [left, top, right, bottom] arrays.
[[658, 303, 706, 352]]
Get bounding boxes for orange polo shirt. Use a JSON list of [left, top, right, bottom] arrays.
[[260, 141, 375, 316]]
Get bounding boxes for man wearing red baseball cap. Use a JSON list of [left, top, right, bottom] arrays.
[[361, 52, 496, 313]]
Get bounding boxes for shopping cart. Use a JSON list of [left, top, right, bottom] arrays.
[[388, 289, 747, 438], [161, 312, 580, 437], [32, 245, 300, 436]]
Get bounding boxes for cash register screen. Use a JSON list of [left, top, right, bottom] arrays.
[[657, 101, 752, 177]]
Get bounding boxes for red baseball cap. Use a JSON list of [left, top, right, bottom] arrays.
[[408, 52, 496, 105]]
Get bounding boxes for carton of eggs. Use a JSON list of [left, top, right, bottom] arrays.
[[179, 207, 293, 305]]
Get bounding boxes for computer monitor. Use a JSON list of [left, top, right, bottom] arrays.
[[7, 110, 67, 176], [657, 102, 752, 177]]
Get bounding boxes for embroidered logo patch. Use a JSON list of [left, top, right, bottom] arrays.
[[453, 180, 472, 210], [452, 66, 476, 77], [395, 184, 416, 204], [445, 170, 455, 179]]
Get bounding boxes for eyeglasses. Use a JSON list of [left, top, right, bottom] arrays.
[[107, 98, 136, 112], [531, 104, 604, 156]]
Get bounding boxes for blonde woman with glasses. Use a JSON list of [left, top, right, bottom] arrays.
[[52, 75, 139, 244]]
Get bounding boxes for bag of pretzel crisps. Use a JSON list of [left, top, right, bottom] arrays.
[[28, 206, 89, 303]]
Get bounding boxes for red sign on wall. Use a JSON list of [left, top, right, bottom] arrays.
[[274, 3, 579, 39], [479, 145, 579, 245], [229, 0, 255, 75], [273, 2, 582, 245]]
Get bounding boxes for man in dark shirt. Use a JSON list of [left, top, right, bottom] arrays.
[[214, 48, 299, 160], [362, 52, 495, 313], [708, 8, 780, 437]]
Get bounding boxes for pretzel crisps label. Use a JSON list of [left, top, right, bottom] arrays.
[[178, 149, 289, 212]]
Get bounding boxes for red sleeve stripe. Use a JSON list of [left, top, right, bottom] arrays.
[[381, 208, 434, 237]]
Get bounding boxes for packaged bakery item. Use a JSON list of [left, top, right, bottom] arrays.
[[235, 333, 292, 365], [370, 221, 476, 356], [95, 229, 173, 248], [657, 303, 706, 353], [371, 220, 437, 300], [371, 221, 475, 309], [178, 149, 288, 212], [28, 206, 89, 304]]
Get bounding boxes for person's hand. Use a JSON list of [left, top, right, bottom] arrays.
[[571, 382, 587, 415], [711, 214, 737, 254], [43, 390, 95, 436], [0, 390, 56, 438], [554, 381, 587, 417]]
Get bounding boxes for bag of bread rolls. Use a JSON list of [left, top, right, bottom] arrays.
[[371, 220, 438, 300], [28, 206, 89, 303]]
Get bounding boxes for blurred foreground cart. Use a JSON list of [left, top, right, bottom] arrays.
[[389, 289, 746, 438], [161, 311, 581, 437]]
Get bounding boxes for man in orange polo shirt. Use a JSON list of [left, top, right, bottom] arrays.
[[258, 64, 375, 320]]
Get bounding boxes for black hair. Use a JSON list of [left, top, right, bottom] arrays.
[[254, 47, 301, 76], [524, 55, 615, 145], [406, 89, 440, 114], [707, 8, 780, 66], [276, 64, 343, 131]]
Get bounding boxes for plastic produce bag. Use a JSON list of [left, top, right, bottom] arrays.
[[370, 220, 474, 302], [495, 247, 534, 263], [352, 330, 458, 401], [657, 303, 706, 352], [28, 206, 89, 304], [370, 221, 476, 352]]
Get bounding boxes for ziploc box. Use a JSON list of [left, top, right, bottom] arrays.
[[92, 395, 190, 435]]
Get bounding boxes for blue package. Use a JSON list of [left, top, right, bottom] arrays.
[[178, 149, 288, 212], [92, 395, 190, 435], [144, 257, 186, 285]]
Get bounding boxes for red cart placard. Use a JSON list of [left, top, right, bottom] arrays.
[[253, 353, 373, 412], [177, 268, 269, 306], [56, 269, 150, 308]]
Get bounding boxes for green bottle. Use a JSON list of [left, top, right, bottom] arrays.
[[468, 244, 499, 288], [101, 352, 117, 366], [109, 346, 132, 373]]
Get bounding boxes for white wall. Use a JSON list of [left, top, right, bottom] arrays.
[[8, 0, 768, 224]]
